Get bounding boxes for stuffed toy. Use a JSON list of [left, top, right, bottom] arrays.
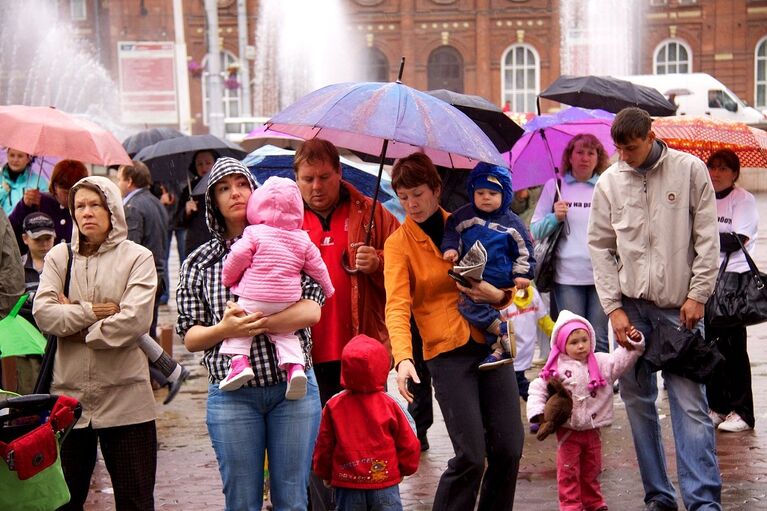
[[535, 377, 573, 441]]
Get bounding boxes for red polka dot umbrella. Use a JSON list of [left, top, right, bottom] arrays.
[[652, 116, 767, 168]]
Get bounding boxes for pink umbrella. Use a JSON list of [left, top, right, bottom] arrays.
[[0, 105, 131, 166], [507, 117, 615, 191], [241, 125, 303, 152]]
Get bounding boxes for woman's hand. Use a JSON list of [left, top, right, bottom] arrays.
[[396, 359, 420, 403], [185, 199, 198, 216], [221, 301, 266, 338], [457, 279, 505, 305], [92, 302, 120, 320], [553, 200, 569, 221], [23, 189, 42, 207]]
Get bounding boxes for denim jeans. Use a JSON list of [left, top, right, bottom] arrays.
[[334, 485, 403, 511], [206, 368, 321, 511], [553, 283, 609, 353], [619, 298, 722, 510]]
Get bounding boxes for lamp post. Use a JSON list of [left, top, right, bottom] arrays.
[[204, 0, 225, 137]]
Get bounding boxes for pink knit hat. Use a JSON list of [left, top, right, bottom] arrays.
[[540, 317, 606, 391]]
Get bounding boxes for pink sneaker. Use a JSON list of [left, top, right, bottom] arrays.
[[285, 364, 307, 400], [219, 355, 255, 391]]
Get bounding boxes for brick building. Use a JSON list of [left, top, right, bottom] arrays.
[[64, 0, 767, 134]]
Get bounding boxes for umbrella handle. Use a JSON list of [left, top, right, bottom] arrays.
[[364, 139, 390, 247], [35, 157, 45, 189], [8, 294, 29, 318], [539, 130, 561, 180]]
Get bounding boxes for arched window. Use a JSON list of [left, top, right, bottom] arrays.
[[427, 46, 464, 93], [501, 44, 539, 113], [756, 37, 767, 109], [654, 39, 692, 74], [365, 47, 389, 82], [202, 50, 242, 125]]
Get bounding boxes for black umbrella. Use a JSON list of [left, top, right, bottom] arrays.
[[122, 127, 185, 158], [426, 89, 524, 153], [539, 75, 677, 117], [135, 134, 246, 183]]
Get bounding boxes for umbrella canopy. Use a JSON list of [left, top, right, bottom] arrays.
[[523, 106, 615, 132], [0, 295, 46, 359], [191, 145, 394, 203], [135, 134, 247, 183], [508, 116, 615, 191], [425, 89, 524, 153], [539, 75, 677, 117], [652, 116, 767, 168], [0, 105, 132, 166], [123, 127, 185, 158], [266, 80, 507, 169], [241, 125, 304, 152]]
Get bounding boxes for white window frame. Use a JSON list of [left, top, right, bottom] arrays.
[[201, 51, 242, 127], [70, 0, 87, 21], [649, 0, 668, 5], [501, 44, 540, 113], [756, 36, 767, 110], [653, 39, 692, 74]]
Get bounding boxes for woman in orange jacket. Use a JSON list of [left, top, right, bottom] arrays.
[[383, 153, 524, 511]]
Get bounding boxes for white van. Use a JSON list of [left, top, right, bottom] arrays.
[[620, 73, 766, 126]]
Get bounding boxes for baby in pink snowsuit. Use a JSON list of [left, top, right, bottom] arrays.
[[221, 176, 335, 399]]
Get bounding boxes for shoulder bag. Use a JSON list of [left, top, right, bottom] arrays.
[[533, 179, 567, 293], [32, 244, 73, 395], [705, 235, 767, 328]]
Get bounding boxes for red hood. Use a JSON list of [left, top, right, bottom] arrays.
[[340, 335, 389, 393]]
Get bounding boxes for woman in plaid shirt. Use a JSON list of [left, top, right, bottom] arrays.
[[176, 158, 325, 510]]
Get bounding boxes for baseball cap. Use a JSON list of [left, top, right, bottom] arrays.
[[23, 212, 56, 239]]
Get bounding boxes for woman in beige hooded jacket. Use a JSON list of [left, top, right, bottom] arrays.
[[33, 175, 158, 511]]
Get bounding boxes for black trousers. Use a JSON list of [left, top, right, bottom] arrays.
[[705, 323, 755, 427], [58, 421, 157, 511], [427, 341, 524, 511], [408, 318, 433, 439]]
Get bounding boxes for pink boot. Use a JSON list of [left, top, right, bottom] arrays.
[[285, 364, 307, 400], [219, 355, 255, 391]]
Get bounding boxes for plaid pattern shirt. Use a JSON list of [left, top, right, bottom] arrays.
[[176, 236, 326, 387]]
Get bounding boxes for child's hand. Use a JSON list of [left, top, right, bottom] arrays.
[[322, 480, 332, 488], [513, 277, 530, 290], [443, 249, 459, 263], [627, 325, 642, 342]]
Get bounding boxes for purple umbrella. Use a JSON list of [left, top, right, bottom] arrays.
[[507, 116, 615, 192], [266, 58, 505, 255], [523, 106, 615, 132]]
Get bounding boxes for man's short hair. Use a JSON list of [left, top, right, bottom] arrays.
[[293, 139, 341, 174], [611, 107, 653, 145], [121, 161, 153, 189]]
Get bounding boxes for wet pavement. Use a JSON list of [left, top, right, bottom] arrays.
[[83, 195, 767, 510]]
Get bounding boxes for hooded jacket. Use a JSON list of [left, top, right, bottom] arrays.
[[441, 163, 534, 287], [527, 311, 644, 431], [221, 176, 334, 302], [588, 142, 720, 314], [33, 176, 157, 429], [0, 164, 50, 215], [313, 335, 420, 489]]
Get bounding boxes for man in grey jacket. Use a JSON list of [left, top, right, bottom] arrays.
[[588, 108, 721, 511]]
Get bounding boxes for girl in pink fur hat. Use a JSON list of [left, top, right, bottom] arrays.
[[527, 310, 645, 511]]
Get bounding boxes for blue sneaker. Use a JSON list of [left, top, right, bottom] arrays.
[[478, 351, 513, 371]]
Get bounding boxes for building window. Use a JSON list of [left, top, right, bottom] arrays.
[[757, 37, 767, 109], [427, 46, 464, 93], [365, 47, 389, 82], [649, 0, 667, 5], [202, 51, 242, 126], [654, 39, 691, 74], [70, 0, 87, 21], [501, 44, 539, 113]]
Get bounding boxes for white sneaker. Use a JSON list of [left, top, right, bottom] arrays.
[[708, 410, 725, 428], [718, 412, 751, 432]]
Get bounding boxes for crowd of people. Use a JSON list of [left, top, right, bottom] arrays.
[[0, 104, 760, 511]]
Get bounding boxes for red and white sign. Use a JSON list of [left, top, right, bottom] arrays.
[[118, 41, 178, 124]]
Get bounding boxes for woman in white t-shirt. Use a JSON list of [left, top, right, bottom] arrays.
[[530, 134, 610, 352], [705, 149, 758, 433]]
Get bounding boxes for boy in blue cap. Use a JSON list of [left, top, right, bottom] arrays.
[[442, 162, 535, 370]]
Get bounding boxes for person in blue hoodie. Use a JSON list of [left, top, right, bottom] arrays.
[[442, 162, 535, 370]]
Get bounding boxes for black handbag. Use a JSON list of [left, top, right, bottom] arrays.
[[705, 235, 767, 328], [533, 180, 566, 293], [32, 244, 73, 395]]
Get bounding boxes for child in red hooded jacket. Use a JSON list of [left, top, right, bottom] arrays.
[[312, 334, 421, 511]]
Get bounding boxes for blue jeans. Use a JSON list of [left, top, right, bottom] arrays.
[[206, 369, 321, 511], [335, 485, 403, 511], [619, 298, 721, 510], [553, 283, 609, 353]]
